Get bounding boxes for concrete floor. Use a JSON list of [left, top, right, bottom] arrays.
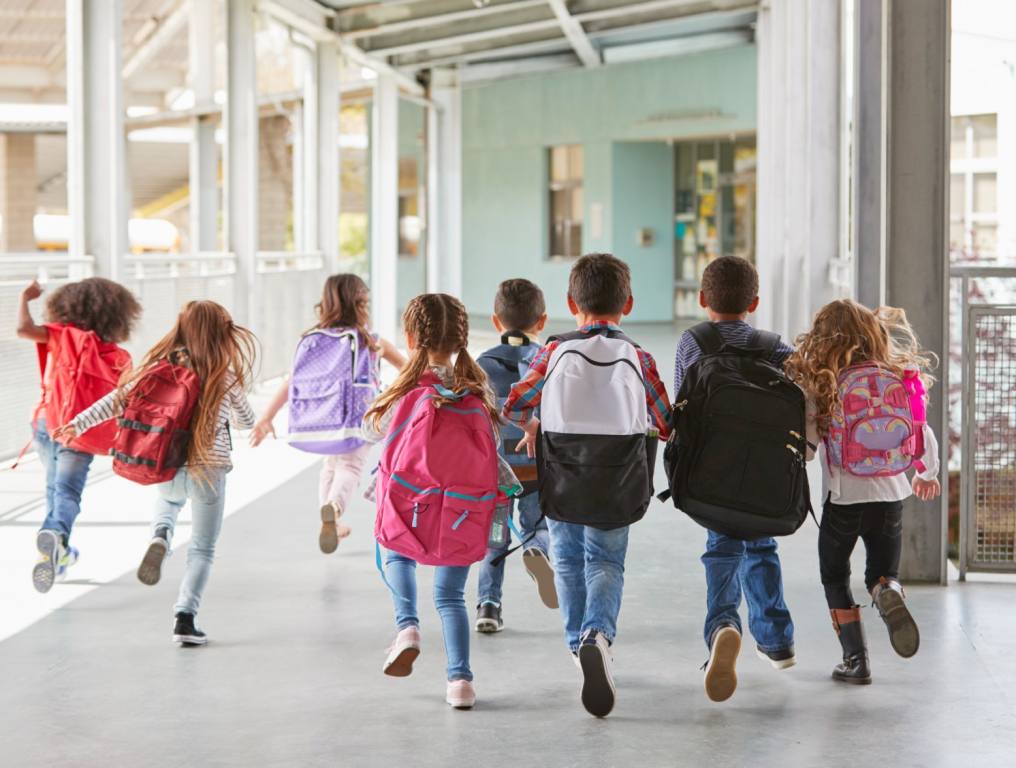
[[3, 324, 1015, 767]]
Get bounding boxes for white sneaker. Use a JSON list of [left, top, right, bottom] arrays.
[[383, 626, 421, 677], [704, 625, 741, 703], [578, 630, 616, 718], [445, 679, 476, 709], [32, 529, 63, 594]]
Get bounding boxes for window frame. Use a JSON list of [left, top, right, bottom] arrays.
[[547, 144, 584, 260]]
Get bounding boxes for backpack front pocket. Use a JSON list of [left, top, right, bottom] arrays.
[[378, 476, 437, 558], [437, 487, 497, 564]]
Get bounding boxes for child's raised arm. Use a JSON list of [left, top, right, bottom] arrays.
[[16, 280, 48, 343], [250, 377, 289, 446]]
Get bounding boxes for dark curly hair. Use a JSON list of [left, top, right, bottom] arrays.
[[700, 256, 758, 315], [45, 277, 141, 343]]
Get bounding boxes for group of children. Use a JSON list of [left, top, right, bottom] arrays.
[[16, 251, 940, 717]]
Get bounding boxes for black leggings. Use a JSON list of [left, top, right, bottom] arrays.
[[818, 498, 903, 610]]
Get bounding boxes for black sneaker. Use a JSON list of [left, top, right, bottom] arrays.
[[475, 602, 503, 634], [578, 630, 615, 718], [756, 645, 797, 670], [173, 612, 207, 646], [137, 527, 170, 586]]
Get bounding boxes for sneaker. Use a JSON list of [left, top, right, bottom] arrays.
[[319, 501, 351, 554], [475, 602, 503, 634], [137, 527, 170, 586], [872, 577, 920, 658], [704, 625, 741, 703], [55, 546, 81, 582], [445, 679, 476, 709], [522, 547, 559, 609], [578, 630, 616, 718], [571, 651, 582, 670], [383, 625, 421, 677], [32, 529, 63, 594], [173, 612, 208, 646], [756, 645, 797, 670]]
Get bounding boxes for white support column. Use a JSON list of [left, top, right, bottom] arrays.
[[297, 44, 316, 253], [225, 0, 258, 326], [189, 0, 217, 252], [65, 0, 127, 278], [425, 69, 462, 297], [317, 45, 341, 271], [370, 73, 399, 340]]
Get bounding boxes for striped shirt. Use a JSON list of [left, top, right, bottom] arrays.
[[673, 320, 794, 395], [503, 322, 672, 439], [72, 370, 255, 470]]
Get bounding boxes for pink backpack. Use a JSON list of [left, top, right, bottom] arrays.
[[825, 364, 924, 477], [374, 372, 503, 567]]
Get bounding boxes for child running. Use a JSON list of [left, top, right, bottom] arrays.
[[16, 278, 140, 592], [249, 274, 404, 552], [363, 293, 519, 710], [505, 254, 671, 718], [786, 299, 941, 684], [474, 278, 556, 633], [54, 301, 256, 646]]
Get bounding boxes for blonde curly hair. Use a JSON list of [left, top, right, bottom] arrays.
[[784, 299, 936, 436]]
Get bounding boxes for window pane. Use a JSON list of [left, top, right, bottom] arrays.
[[973, 223, 997, 256], [973, 173, 997, 213], [950, 117, 968, 159], [971, 114, 997, 158], [568, 145, 583, 180], [571, 187, 584, 222], [949, 221, 966, 253], [551, 189, 570, 220], [551, 146, 569, 182], [950, 174, 965, 218]]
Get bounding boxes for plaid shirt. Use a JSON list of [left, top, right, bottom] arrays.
[[502, 321, 672, 439]]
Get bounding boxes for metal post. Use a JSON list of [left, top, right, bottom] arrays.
[[426, 69, 461, 297], [318, 45, 341, 272], [370, 73, 399, 340], [225, 0, 258, 327], [297, 43, 317, 253], [65, 0, 127, 278], [189, 0, 218, 252]]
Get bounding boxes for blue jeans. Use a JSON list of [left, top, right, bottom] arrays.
[[477, 492, 549, 606], [153, 467, 228, 616], [547, 518, 629, 652], [383, 551, 472, 682], [702, 530, 794, 652], [34, 418, 94, 546]]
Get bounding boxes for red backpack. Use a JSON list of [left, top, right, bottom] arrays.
[[36, 324, 132, 455], [111, 358, 201, 485]]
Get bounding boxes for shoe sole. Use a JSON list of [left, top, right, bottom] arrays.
[[383, 646, 420, 677], [319, 504, 339, 554], [755, 647, 797, 670], [523, 550, 559, 609], [32, 530, 60, 594], [876, 589, 920, 658], [704, 628, 741, 702], [137, 539, 168, 586], [446, 697, 476, 710], [475, 619, 503, 634], [579, 643, 615, 718], [173, 634, 208, 646], [832, 672, 872, 685]]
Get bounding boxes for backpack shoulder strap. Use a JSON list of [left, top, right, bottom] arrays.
[[546, 329, 588, 344], [748, 329, 781, 358], [688, 322, 726, 356]]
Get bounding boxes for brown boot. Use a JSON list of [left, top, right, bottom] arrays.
[[830, 607, 872, 685], [871, 577, 920, 658]]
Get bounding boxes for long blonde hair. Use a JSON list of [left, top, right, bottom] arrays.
[[364, 293, 498, 428], [118, 300, 257, 468], [785, 299, 936, 436]]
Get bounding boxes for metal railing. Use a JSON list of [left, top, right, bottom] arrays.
[[953, 263, 1016, 577], [255, 251, 327, 380]]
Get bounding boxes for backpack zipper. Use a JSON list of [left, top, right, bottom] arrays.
[[411, 503, 419, 528], [451, 510, 469, 530]]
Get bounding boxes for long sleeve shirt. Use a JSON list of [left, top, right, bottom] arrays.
[[673, 319, 794, 395], [502, 321, 672, 439], [72, 370, 255, 470]]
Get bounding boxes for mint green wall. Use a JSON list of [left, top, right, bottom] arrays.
[[460, 44, 757, 321], [397, 101, 426, 311]]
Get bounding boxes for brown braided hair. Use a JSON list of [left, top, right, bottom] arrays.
[[311, 273, 379, 351], [364, 293, 499, 429]]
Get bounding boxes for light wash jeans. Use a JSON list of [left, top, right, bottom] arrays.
[[153, 467, 228, 616], [702, 530, 795, 652], [477, 492, 549, 606], [34, 418, 94, 546], [383, 550, 472, 682], [547, 518, 629, 652], [318, 444, 372, 511]]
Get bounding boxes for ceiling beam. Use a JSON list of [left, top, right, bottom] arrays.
[[343, 0, 548, 41], [546, 0, 600, 67], [370, 18, 563, 58], [123, 1, 189, 79]]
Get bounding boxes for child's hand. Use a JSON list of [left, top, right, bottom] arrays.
[[52, 424, 77, 444], [912, 476, 941, 501], [515, 418, 540, 458], [21, 280, 42, 301], [249, 419, 275, 447]]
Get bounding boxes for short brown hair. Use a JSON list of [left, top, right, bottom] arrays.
[[494, 279, 546, 331], [700, 256, 759, 315], [45, 277, 141, 343], [567, 253, 631, 316]]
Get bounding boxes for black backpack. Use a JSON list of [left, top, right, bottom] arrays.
[[660, 322, 811, 539]]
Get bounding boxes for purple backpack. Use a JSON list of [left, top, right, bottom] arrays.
[[287, 328, 378, 454]]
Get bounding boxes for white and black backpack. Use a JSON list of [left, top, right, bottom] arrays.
[[537, 327, 657, 530]]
